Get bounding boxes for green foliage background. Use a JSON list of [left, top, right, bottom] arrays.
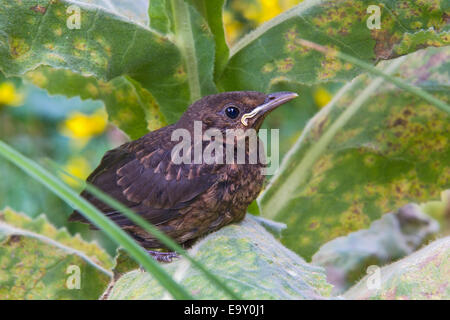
[[0, 0, 448, 299]]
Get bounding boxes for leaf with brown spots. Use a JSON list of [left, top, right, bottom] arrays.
[[218, 0, 449, 92], [0, 0, 217, 125], [259, 47, 450, 259], [106, 217, 333, 300], [0, 208, 113, 299], [30, 5, 46, 14]]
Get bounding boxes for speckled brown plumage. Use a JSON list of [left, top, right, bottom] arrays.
[[69, 91, 297, 259]]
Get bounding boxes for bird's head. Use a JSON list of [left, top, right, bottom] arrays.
[[178, 91, 298, 132]]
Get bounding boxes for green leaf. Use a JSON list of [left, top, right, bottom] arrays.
[[0, 0, 216, 126], [106, 216, 333, 299], [0, 208, 112, 299], [218, 0, 449, 91], [247, 214, 287, 238], [312, 203, 440, 294], [420, 190, 450, 233], [112, 248, 140, 278], [25, 67, 167, 139], [23, 0, 167, 138], [246, 200, 260, 215], [297, 38, 450, 114], [344, 236, 450, 299], [148, 0, 171, 34], [259, 47, 450, 259]]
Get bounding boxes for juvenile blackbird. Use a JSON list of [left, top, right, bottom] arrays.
[[69, 91, 297, 261]]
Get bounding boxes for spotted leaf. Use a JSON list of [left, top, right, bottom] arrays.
[[0, 208, 113, 299], [0, 0, 216, 126], [106, 216, 333, 300], [218, 0, 449, 91], [259, 47, 450, 259]]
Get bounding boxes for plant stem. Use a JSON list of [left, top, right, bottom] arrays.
[[171, 0, 201, 102]]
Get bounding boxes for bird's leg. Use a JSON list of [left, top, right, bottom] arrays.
[[145, 239, 196, 263], [147, 250, 179, 263]]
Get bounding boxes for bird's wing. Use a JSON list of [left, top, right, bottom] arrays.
[[69, 138, 222, 228]]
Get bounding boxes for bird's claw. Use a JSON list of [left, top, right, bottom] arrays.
[[147, 250, 179, 263]]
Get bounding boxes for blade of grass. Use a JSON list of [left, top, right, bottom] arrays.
[[49, 160, 241, 300], [0, 139, 193, 300], [297, 39, 450, 115]]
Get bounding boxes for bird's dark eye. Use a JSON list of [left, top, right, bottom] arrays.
[[225, 106, 240, 119]]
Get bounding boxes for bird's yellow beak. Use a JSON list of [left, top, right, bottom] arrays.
[[241, 91, 298, 126]]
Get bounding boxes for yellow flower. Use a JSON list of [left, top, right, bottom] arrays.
[[252, 0, 283, 24], [224, 0, 303, 43], [241, 0, 302, 24], [223, 11, 242, 44], [62, 108, 108, 140], [61, 156, 91, 187], [314, 87, 332, 108], [0, 82, 24, 107]]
